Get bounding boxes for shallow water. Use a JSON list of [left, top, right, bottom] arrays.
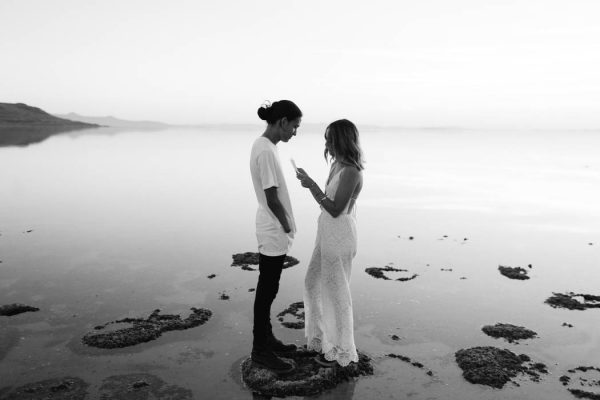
[[0, 126, 599, 399]]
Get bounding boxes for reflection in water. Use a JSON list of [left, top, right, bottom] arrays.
[[249, 380, 356, 400], [0, 126, 103, 147], [0, 124, 177, 147], [0, 127, 599, 399]]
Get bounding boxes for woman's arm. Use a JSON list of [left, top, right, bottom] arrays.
[[297, 167, 361, 218]]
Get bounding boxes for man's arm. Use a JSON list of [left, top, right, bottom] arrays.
[[264, 187, 291, 233]]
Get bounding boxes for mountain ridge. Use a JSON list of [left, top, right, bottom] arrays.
[[0, 103, 99, 128], [54, 112, 169, 129]]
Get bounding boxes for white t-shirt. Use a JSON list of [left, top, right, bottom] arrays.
[[250, 137, 296, 256]]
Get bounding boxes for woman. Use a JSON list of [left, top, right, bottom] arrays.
[[296, 119, 364, 367]]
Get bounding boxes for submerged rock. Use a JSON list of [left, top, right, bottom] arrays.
[[231, 252, 299, 270], [568, 366, 600, 374], [481, 323, 538, 343], [241, 347, 373, 397], [0, 326, 19, 362], [364, 266, 418, 281], [560, 375, 572, 386], [0, 303, 39, 316], [568, 389, 600, 400], [0, 377, 89, 399], [277, 301, 305, 329], [98, 373, 193, 400], [82, 307, 212, 349], [387, 353, 434, 376], [545, 292, 600, 310], [561, 366, 600, 400], [455, 346, 547, 388], [397, 274, 418, 281], [232, 252, 260, 266], [219, 292, 230, 300], [498, 265, 530, 280]]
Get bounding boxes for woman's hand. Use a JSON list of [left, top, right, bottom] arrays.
[[296, 168, 315, 188]]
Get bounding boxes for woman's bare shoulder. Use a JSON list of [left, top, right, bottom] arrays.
[[342, 164, 362, 177], [338, 165, 362, 187]]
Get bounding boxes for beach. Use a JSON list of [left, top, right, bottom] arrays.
[[1, 126, 599, 399]]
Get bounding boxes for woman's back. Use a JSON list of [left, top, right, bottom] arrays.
[[324, 166, 362, 216]]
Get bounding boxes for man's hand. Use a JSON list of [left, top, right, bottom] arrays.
[[264, 186, 292, 235]]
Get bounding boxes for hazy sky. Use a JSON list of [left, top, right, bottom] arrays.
[[1, 0, 599, 128]]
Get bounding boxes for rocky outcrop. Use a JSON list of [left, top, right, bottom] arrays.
[[481, 323, 538, 343], [545, 293, 600, 310], [82, 307, 212, 349], [498, 265, 529, 280], [455, 346, 547, 388], [0, 303, 39, 316], [241, 348, 373, 397]]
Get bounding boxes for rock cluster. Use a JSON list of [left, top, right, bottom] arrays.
[[0, 303, 39, 317], [82, 307, 212, 349], [455, 346, 547, 388], [387, 353, 434, 377], [0, 377, 89, 400], [498, 266, 530, 280], [559, 366, 600, 400], [277, 302, 305, 329], [545, 293, 600, 310], [481, 323, 538, 343], [364, 266, 418, 281]]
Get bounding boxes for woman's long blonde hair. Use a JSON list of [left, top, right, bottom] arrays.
[[324, 119, 364, 170]]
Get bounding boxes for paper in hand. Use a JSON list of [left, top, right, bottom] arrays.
[[290, 158, 299, 172]]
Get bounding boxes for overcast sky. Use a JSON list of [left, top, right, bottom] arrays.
[[1, 0, 599, 128]]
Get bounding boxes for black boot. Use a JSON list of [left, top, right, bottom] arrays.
[[314, 353, 337, 368], [251, 348, 295, 374], [266, 334, 297, 354]]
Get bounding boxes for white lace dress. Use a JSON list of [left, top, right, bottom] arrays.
[[304, 168, 359, 366]]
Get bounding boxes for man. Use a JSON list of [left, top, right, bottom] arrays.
[[250, 100, 302, 373]]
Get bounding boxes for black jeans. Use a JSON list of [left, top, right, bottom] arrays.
[[252, 253, 286, 351]]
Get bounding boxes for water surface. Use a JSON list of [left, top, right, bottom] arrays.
[[0, 126, 599, 399]]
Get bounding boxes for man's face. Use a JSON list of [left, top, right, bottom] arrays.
[[281, 117, 301, 142]]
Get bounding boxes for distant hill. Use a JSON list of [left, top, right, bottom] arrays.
[[0, 103, 101, 147], [0, 103, 99, 128], [54, 112, 169, 129]]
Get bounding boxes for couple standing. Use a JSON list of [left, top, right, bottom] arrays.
[[249, 99, 364, 374]]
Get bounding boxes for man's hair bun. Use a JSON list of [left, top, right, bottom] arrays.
[[257, 103, 272, 121], [256, 99, 302, 125]]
